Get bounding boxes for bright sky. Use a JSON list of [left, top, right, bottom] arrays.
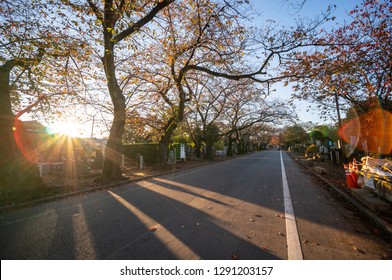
[[251, 0, 360, 25], [250, 0, 363, 125]]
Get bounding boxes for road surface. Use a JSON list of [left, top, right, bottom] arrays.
[[0, 150, 389, 259]]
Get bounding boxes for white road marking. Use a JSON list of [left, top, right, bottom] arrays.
[[280, 151, 304, 260]]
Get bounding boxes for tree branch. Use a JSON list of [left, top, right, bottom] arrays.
[[185, 51, 276, 82], [0, 48, 45, 72], [86, 0, 104, 23], [15, 92, 65, 118], [186, 64, 266, 82], [114, 0, 174, 43]]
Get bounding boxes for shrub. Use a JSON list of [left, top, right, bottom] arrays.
[[306, 144, 318, 154]]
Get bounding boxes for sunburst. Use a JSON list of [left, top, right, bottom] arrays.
[[48, 121, 79, 138]]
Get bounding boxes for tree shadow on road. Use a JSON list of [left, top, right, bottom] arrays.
[[95, 185, 280, 259]]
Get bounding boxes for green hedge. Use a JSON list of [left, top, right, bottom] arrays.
[[122, 143, 159, 164]]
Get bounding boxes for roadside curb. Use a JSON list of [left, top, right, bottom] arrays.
[[287, 152, 392, 237]]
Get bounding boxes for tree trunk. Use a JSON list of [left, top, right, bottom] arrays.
[[98, 24, 126, 183], [195, 143, 202, 158], [226, 135, 234, 157], [192, 127, 202, 158], [158, 139, 169, 167], [205, 143, 214, 160], [238, 139, 245, 154], [157, 80, 187, 167], [99, 103, 125, 182], [0, 64, 45, 203]]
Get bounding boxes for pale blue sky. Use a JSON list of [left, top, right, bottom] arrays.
[[251, 0, 361, 26], [249, 0, 363, 125]]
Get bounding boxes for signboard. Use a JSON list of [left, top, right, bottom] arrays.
[[180, 144, 186, 159]]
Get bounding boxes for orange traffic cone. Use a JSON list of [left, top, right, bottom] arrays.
[[349, 162, 358, 187], [344, 164, 357, 188], [353, 159, 359, 171]]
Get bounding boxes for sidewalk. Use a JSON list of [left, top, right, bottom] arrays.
[[0, 157, 225, 211], [288, 152, 392, 237]]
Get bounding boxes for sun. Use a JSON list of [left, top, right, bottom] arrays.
[[48, 121, 79, 137]]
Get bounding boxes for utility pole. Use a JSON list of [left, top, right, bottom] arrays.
[[334, 92, 342, 149], [90, 115, 95, 139]]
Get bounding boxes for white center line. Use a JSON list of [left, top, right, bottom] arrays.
[[280, 151, 304, 260]]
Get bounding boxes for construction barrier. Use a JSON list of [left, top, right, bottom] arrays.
[[348, 157, 392, 203]]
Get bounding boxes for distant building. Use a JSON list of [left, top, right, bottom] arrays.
[[14, 120, 109, 174], [13, 120, 54, 163]]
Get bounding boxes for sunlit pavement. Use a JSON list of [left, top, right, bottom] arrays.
[[0, 150, 389, 260]]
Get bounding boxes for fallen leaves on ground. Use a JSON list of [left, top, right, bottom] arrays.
[[149, 226, 157, 232]]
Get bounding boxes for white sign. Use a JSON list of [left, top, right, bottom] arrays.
[[180, 144, 186, 159]]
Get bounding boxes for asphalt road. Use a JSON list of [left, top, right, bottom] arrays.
[[0, 149, 389, 259]]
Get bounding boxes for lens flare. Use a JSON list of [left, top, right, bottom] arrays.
[[339, 108, 392, 155]]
